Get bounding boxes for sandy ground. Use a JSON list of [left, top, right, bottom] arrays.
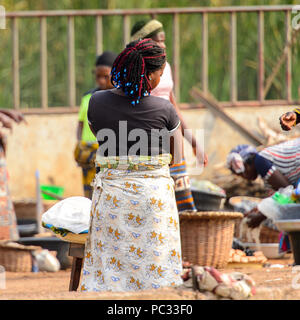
[[0, 254, 299, 300]]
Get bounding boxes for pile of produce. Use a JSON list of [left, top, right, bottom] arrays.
[[228, 249, 267, 264]]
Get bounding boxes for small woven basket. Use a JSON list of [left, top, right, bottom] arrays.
[[180, 211, 243, 268], [258, 226, 280, 243], [0, 242, 41, 272], [236, 222, 280, 243]]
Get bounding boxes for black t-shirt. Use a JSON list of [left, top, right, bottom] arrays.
[[87, 90, 180, 157]]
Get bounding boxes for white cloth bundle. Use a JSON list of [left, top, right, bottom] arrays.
[[42, 196, 91, 234], [193, 266, 256, 300]]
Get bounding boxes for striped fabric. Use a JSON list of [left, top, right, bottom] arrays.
[[169, 160, 197, 212], [259, 138, 300, 187]]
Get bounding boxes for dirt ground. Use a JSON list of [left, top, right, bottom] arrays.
[[0, 254, 299, 300]]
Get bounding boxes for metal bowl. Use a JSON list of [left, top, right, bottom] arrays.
[[228, 196, 262, 214], [242, 242, 285, 259]]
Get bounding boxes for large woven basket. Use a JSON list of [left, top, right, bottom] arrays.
[[0, 241, 41, 272], [180, 211, 243, 268]]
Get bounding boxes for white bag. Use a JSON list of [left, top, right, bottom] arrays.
[[258, 186, 300, 221], [42, 196, 91, 234], [34, 250, 60, 272]]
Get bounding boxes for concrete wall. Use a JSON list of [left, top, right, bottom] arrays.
[[6, 114, 83, 201], [5, 106, 294, 200]]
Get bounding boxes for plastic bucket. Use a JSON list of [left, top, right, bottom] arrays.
[[40, 185, 64, 200]]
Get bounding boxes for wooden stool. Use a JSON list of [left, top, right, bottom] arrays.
[[68, 242, 85, 291]]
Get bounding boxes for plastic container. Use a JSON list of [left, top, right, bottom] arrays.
[[272, 192, 294, 205], [242, 242, 285, 259], [191, 189, 226, 211], [17, 219, 38, 237], [40, 185, 64, 200]]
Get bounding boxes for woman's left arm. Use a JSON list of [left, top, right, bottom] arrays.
[[169, 91, 208, 166], [170, 127, 183, 166], [246, 171, 290, 228], [255, 154, 290, 191], [266, 170, 290, 191]]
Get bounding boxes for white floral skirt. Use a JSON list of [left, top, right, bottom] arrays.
[[80, 155, 183, 292]]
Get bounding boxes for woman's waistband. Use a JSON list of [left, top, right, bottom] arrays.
[[95, 154, 172, 172]]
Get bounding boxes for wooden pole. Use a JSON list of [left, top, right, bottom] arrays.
[[68, 16, 76, 107], [190, 87, 264, 146], [172, 13, 180, 102], [12, 18, 20, 110], [230, 12, 237, 104], [123, 15, 130, 47], [40, 17, 48, 109], [96, 15, 103, 55], [201, 12, 208, 94], [258, 11, 264, 102]]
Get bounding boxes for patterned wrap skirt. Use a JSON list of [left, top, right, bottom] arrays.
[[169, 159, 197, 212], [80, 154, 183, 292], [0, 147, 19, 241], [74, 141, 98, 199]]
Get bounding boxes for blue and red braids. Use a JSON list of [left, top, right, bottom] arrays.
[[111, 39, 166, 106]]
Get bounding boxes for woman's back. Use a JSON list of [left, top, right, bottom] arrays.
[[88, 89, 180, 157]]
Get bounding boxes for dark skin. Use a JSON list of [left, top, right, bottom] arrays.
[[88, 63, 184, 164], [279, 111, 297, 131], [236, 159, 290, 228], [77, 65, 114, 141], [151, 31, 208, 167]]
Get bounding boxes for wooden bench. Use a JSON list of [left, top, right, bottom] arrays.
[[68, 242, 85, 291]]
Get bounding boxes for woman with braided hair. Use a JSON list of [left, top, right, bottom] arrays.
[[131, 19, 208, 213], [80, 39, 183, 292]]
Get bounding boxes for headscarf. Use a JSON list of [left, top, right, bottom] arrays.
[[95, 51, 118, 67], [130, 19, 163, 41], [226, 145, 257, 174]]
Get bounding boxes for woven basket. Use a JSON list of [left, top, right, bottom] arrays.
[[0, 242, 41, 272], [180, 211, 243, 268], [258, 226, 280, 243]]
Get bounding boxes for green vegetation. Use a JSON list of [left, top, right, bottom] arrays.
[[0, 0, 300, 108]]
